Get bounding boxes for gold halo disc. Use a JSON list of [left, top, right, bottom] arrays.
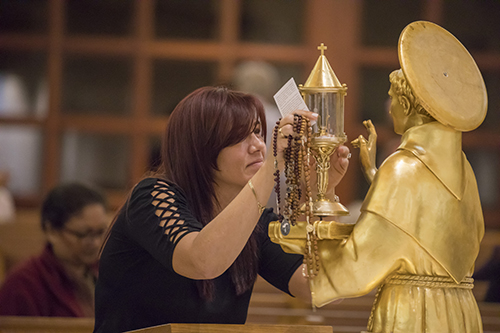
[[398, 21, 487, 131]]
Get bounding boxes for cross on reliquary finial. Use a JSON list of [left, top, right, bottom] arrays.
[[318, 43, 327, 55]]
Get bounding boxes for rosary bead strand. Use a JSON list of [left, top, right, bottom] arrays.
[[272, 120, 282, 221], [273, 114, 321, 277]]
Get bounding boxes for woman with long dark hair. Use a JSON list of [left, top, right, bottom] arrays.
[[93, 86, 349, 332]]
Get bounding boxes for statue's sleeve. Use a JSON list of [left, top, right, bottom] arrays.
[[310, 211, 415, 307]]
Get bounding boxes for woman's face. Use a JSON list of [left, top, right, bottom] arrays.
[[214, 122, 266, 192], [48, 203, 109, 267]]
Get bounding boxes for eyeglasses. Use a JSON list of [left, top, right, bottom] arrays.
[[62, 227, 107, 241]]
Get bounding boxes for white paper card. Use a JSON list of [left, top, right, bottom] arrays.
[[273, 78, 309, 118]]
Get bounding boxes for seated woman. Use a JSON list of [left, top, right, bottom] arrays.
[[93, 86, 350, 333], [0, 183, 109, 317]]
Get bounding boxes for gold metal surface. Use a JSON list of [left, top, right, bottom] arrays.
[[399, 21, 487, 131], [309, 136, 349, 216], [269, 220, 354, 251], [299, 43, 349, 217], [269, 22, 487, 332], [300, 43, 344, 93]]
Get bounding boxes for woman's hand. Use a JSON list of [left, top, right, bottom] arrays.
[[307, 144, 350, 199], [351, 120, 377, 184], [272, 112, 350, 196], [269, 110, 318, 171], [328, 145, 350, 188]]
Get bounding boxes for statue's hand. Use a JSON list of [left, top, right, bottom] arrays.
[[351, 120, 377, 184]]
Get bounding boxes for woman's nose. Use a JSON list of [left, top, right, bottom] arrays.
[[249, 133, 265, 152]]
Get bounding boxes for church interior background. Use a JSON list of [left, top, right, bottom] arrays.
[[0, 0, 499, 330]]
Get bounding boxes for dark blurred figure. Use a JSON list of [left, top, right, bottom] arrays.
[[0, 182, 109, 316], [232, 61, 283, 209], [475, 246, 500, 302]]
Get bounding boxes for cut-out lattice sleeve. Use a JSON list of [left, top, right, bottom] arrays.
[[124, 178, 203, 271], [150, 180, 198, 247]]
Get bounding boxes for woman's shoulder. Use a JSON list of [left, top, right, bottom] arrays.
[[132, 178, 184, 199], [134, 177, 171, 191], [127, 177, 190, 216]]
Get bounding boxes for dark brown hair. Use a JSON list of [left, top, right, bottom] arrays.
[[159, 86, 266, 299], [42, 182, 106, 231], [104, 88, 263, 301]]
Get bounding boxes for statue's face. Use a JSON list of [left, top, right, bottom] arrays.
[[388, 83, 407, 135]]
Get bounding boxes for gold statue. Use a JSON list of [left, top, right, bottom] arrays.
[[270, 21, 487, 332]]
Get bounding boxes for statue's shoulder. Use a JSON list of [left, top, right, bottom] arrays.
[[376, 149, 424, 182]]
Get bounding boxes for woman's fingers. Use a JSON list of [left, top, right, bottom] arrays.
[[337, 145, 350, 158], [277, 110, 317, 137], [273, 111, 316, 170], [334, 145, 350, 173]]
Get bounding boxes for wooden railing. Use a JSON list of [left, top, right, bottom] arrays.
[[0, 316, 94, 333], [0, 291, 499, 332]]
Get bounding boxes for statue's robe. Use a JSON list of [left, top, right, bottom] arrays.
[[281, 122, 484, 332]]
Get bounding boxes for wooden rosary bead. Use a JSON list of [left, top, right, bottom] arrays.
[[273, 115, 319, 278]]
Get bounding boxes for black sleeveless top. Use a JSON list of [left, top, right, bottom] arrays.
[[94, 178, 302, 333]]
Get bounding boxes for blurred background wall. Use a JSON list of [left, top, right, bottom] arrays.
[[0, 0, 499, 230]]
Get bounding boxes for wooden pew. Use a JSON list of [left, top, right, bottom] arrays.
[[0, 209, 44, 284], [248, 276, 373, 331], [126, 323, 332, 333], [248, 276, 500, 332], [479, 303, 500, 333], [0, 296, 498, 332], [0, 316, 94, 333]]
